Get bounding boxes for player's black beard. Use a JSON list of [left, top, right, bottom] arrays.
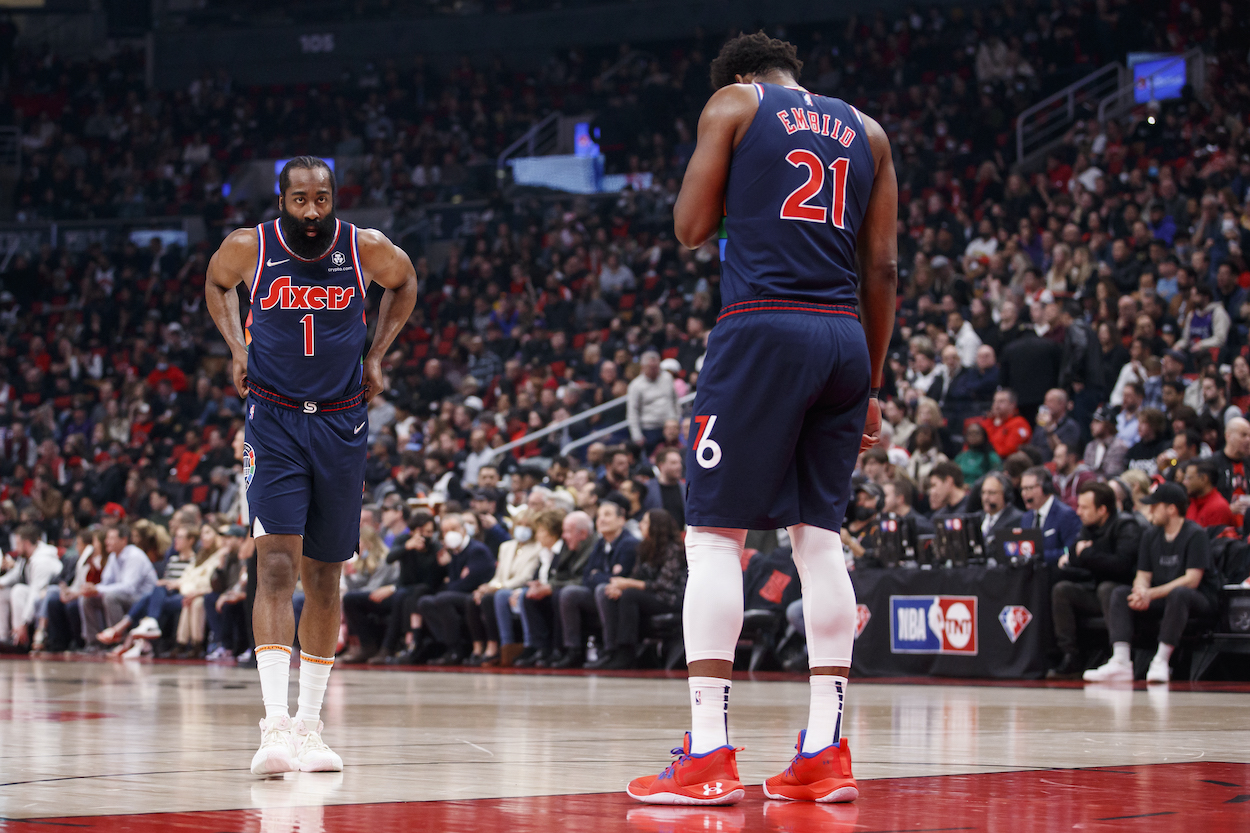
[[279, 208, 337, 260]]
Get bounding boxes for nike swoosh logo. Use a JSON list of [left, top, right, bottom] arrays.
[[354, 421, 366, 434], [266, 258, 290, 267]]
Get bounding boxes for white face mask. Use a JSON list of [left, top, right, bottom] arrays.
[[443, 530, 465, 551], [463, 521, 478, 537], [514, 526, 533, 543]]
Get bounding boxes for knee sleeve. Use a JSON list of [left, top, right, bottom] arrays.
[[683, 526, 747, 663], [788, 523, 856, 668]]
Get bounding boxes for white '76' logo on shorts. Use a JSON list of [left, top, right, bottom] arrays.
[[693, 415, 722, 469]]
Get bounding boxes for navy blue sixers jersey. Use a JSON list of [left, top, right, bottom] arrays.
[[719, 83, 876, 307], [246, 218, 367, 402]]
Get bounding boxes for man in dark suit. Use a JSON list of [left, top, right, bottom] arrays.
[[1020, 465, 1082, 563], [978, 473, 1024, 555], [1000, 329, 1062, 422], [642, 447, 686, 527]]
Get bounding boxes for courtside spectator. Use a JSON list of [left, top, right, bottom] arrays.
[[1085, 483, 1222, 684], [1049, 482, 1140, 679]]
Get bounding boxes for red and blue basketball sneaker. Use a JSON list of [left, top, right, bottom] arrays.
[[626, 733, 746, 805], [763, 732, 858, 803]]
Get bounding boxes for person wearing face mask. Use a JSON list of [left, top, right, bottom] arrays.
[[462, 510, 547, 667], [413, 514, 497, 666]]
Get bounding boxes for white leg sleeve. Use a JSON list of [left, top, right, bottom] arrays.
[[788, 523, 857, 668], [682, 526, 747, 664]]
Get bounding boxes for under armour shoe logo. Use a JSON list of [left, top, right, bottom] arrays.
[[702, 782, 724, 796]]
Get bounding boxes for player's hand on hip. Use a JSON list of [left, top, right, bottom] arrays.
[[362, 356, 385, 402], [232, 353, 249, 398], [860, 397, 882, 452]]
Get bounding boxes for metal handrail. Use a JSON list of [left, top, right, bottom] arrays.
[[1016, 62, 1124, 165], [496, 112, 560, 169], [560, 391, 697, 456], [490, 391, 632, 458]]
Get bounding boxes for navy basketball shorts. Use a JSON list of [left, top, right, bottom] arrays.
[[243, 397, 368, 563], [685, 308, 870, 532]]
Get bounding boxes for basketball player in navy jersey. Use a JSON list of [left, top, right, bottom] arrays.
[[205, 157, 417, 775], [627, 34, 897, 804]]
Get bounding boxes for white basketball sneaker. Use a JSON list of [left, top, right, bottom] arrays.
[[251, 715, 299, 776], [294, 718, 343, 772], [1145, 657, 1171, 684], [1083, 658, 1134, 682]]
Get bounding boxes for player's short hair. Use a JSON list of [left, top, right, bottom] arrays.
[[709, 32, 803, 90], [279, 156, 336, 198]]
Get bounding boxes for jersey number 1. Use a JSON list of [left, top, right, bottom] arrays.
[[301, 314, 315, 357], [780, 150, 849, 229]]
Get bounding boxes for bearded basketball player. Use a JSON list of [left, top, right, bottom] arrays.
[[206, 157, 417, 775], [627, 34, 897, 804]]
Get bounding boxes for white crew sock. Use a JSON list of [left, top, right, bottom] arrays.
[[256, 644, 292, 720], [295, 651, 334, 725], [689, 676, 731, 754], [1154, 643, 1174, 664], [803, 676, 847, 753], [1112, 642, 1131, 665]]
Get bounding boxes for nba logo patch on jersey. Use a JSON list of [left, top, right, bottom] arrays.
[[242, 443, 256, 490], [998, 606, 1033, 644], [889, 595, 978, 655], [854, 604, 871, 639]]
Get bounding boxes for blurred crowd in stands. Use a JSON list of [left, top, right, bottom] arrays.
[[1, 0, 1249, 676]]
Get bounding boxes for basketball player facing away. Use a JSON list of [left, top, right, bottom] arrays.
[[627, 34, 897, 805], [206, 157, 417, 775]]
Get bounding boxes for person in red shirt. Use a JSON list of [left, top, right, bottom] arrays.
[[981, 389, 1033, 459], [1182, 459, 1235, 528]]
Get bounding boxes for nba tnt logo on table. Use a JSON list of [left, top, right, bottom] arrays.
[[889, 596, 978, 655]]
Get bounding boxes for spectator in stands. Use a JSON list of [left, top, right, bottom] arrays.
[[380, 512, 445, 664], [1212, 417, 1250, 511], [1049, 482, 1141, 679], [98, 522, 197, 652], [414, 513, 496, 666], [1156, 430, 1202, 483], [73, 525, 157, 648], [1053, 443, 1096, 510], [907, 342, 945, 401], [338, 524, 402, 664], [513, 510, 597, 668], [1030, 389, 1080, 463], [1182, 459, 1235, 528], [944, 344, 999, 427], [463, 509, 547, 667], [1058, 299, 1106, 421], [1084, 405, 1129, 478], [1180, 284, 1230, 358], [883, 478, 934, 536], [627, 351, 679, 452], [904, 425, 948, 490], [0, 524, 61, 648], [1199, 375, 1241, 426], [1085, 482, 1221, 684], [642, 448, 685, 528], [928, 461, 971, 518], [1125, 408, 1172, 475], [841, 482, 884, 566], [1116, 382, 1144, 446], [979, 473, 1023, 556], [954, 422, 1001, 484], [1020, 466, 1081, 564], [588, 508, 685, 670], [548, 499, 637, 669], [167, 524, 232, 659], [1000, 328, 1062, 420], [981, 390, 1032, 459]]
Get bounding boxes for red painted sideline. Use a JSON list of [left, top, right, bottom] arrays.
[[1, 762, 1246, 832]]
